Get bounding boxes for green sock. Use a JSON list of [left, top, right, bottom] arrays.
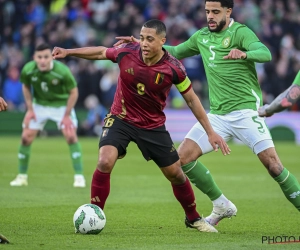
[[274, 168, 300, 211], [69, 142, 83, 175], [18, 145, 31, 174], [182, 161, 222, 201]]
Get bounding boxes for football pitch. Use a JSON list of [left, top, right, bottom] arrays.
[[0, 136, 299, 249]]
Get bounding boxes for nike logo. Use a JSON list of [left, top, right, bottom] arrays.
[[203, 39, 209, 43]]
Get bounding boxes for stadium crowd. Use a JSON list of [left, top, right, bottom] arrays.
[[0, 0, 299, 112]]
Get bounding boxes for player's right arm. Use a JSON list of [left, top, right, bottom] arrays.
[[52, 46, 108, 60]]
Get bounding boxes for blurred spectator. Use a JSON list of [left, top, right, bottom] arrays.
[[2, 66, 24, 111], [78, 94, 107, 137]]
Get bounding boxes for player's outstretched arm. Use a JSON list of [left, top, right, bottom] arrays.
[[52, 46, 108, 60], [258, 84, 300, 117], [113, 36, 139, 46], [0, 97, 8, 111], [182, 88, 231, 155]]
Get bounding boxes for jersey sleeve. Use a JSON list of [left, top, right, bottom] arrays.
[[20, 63, 32, 85], [236, 26, 260, 49], [106, 43, 129, 63], [292, 71, 300, 86], [171, 61, 192, 94], [164, 31, 200, 60]]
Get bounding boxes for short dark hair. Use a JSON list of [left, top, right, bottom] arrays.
[[143, 19, 166, 37], [35, 43, 51, 51], [205, 0, 234, 9]]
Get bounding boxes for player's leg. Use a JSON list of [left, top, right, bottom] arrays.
[[10, 104, 46, 186], [92, 115, 131, 210], [178, 114, 237, 225], [231, 109, 300, 211], [10, 128, 39, 186], [257, 147, 300, 211], [91, 145, 119, 210], [138, 125, 217, 232], [160, 161, 217, 232], [55, 107, 85, 187]]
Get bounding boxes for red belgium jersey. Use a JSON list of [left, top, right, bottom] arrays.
[[106, 42, 191, 129]]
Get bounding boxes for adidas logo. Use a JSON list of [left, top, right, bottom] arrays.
[[91, 196, 101, 202], [125, 68, 134, 75]]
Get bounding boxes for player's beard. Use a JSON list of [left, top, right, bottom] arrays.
[[208, 18, 226, 32]]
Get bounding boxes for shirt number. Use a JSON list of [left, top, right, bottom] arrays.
[[41, 82, 48, 92], [209, 46, 216, 60]]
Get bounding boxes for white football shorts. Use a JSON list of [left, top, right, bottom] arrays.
[[185, 109, 274, 155], [24, 103, 78, 130]]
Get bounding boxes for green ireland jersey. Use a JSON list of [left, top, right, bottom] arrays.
[[293, 71, 300, 86], [20, 60, 77, 107], [165, 20, 270, 114]]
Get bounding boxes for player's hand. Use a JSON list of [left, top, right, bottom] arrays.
[[113, 36, 140, 47], [23, 110, 36, 128], [223, 49, 247, 60], [61, 116, 75, 136], [52, 47, 68, 59], [258, 104, 273, 117], [0, 97, 8, 111], [208, 132, 231, 156]]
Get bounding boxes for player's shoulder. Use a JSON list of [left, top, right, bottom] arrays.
[[229, 20, 250, 33], [22, 61, 37, 74], [52, 60, 72, 75], [114, 42, 140, 52], [165, 51, 186, 74]]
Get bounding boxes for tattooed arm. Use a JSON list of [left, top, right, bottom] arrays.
[[258, 84, 300, 117]]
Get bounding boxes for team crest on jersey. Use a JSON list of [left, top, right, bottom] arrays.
[[222, 37, 231, 48], [52, 79, 59, 85], [154, 73, 164, 85]]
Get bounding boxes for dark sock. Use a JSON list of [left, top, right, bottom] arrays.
[[172, 178, 200, 221], [91, 170, 110, 210]]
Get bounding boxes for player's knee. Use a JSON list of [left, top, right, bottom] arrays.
[[97, 158, 114, 173], [66, 135, 77, 144], [21, 134, 33, 146]]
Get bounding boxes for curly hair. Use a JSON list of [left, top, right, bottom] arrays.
[[205, 0, 234, 9]]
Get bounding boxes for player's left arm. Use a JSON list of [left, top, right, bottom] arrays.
[[61, 87, 78, 131], [179, 80, 230, 155], [61, 69, 79, 131], [224, 27, 272, 62]]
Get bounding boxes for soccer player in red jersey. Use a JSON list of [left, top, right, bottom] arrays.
[[52, 19, 231, 232]]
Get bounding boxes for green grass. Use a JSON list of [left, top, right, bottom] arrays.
[[0, 136, 299, 249]]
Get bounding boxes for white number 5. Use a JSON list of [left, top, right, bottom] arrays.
[[209, 46, 216, 60]]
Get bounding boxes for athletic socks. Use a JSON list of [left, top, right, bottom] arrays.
[[172, 178, 200, 221], [274, 168, 300, 211], [91, 170, 110, 209], [182, 161, 223, 201], [69, 142, 83, 174], [18, 145, 31, 174]]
